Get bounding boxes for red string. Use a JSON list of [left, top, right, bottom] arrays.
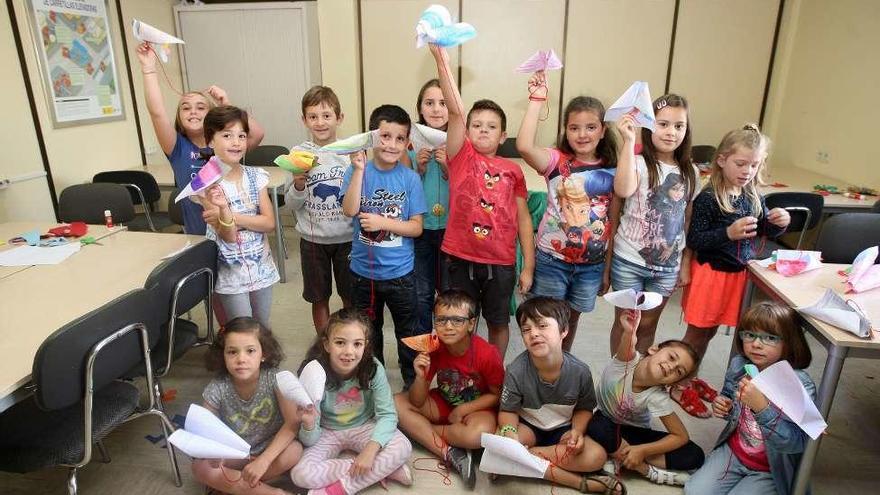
[[528, 83, 551, 122], [718, 390, 785, 480], [219, 460, 262, 487], [147, 45, 184, 96], [535, 442, 576, 495], [217, 185, 255, 290], [412, 404, 453, 485]]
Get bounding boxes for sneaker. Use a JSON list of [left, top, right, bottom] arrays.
[[446, 446, 476, 489], [671, 384, 711, 418], [646, 465, 689, 486]]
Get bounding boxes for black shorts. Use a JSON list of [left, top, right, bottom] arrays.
[[300, 239, 352, 304], [442, 254, 515, 326], [519, 417, 570, 447]]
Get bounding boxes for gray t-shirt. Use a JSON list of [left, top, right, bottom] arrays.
[[500, 351, 597, 431], [595, 353, 674, 429], [203, 367, 284, 455]]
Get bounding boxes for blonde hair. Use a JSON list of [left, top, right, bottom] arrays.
[[174, 91, 215, 134], [709, 123, 770, 217]]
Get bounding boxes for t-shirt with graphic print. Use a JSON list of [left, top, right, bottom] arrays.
[[500, 351, 597, 431], [728, 405, 771, 471], [340, 161, 427, 280], [426, 334, 504, 406], [614, 155, 700, 272], [595, 352, 674, 429], [203, 367, 284, 455], [537, 149, 616, 264], [441, 138, 528, 266], [168, 133, 208, 234], [284, 141, 353, 244]]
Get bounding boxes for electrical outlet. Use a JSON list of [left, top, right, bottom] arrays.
[[816, 150, 830, 164], [144, 144, 159, 155], [0, 178, 10, 190]]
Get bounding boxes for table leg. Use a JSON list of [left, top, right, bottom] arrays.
[[271, 185, 286, 283], [792, 343, 848, 495]]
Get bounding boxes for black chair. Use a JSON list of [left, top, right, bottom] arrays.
[[815, 213, 880, 264], [93, 171, 175, 232], [245, 145, 289, 168], [497, 137, 520, 159], [763, 192, 824, 251], [59, 183, 135, 225], [872, 199, 880, 213], [168, 188, 185, 227], [0, 289, 181, 494], [692, 145, 716, 165]]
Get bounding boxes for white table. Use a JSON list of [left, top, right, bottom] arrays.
[[760, 165, 877, 213], [0, 223, 125, 280]]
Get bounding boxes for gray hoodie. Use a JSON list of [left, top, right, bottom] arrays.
[[284, 141, 353, 244]]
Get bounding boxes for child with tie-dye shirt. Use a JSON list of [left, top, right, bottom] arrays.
[[290, 309, 412, 494]]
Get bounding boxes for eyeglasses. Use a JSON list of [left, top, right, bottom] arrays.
[[738, 330, 783, 347], [433, 315, 472, 328]]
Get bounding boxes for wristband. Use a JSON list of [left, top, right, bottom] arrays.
[[218, 215, 235, 228], [499, 423, 518, 436], [528, 95, 547, 102]]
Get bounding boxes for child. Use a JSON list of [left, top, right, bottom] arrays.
[[394, 289, 503, 488], [516, 70, 617, 351], [587, 309, 705, 486], [685, 302, 815, 495], [429, 43, 535, 359], [203, 106, 279, 329], [340, 104, 427, 388], [192, 317, 302, 495], [290, 308, 413, 494], [410, 78, 451, 336], [498, 297, 623, 494], [285, 86, 353, 332], [676, 124, 791, 417], [135, 41, 264, 235], [609, 94, 699, 355]]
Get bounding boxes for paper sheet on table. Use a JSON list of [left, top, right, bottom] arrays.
[[750, 361, 827, 440], [515, 49, 563, 73], [132, 19, 184, 63], [603, 289, 663, 310], [479, 433, 549, 478], [161, 241, 192, 260], [168, 404, 250, 459], [0, 242, 81, 266], [604, 81, 655, 131], [277, 360, 326, 407], [797, 288, 871, 338], [175, 157, 227, 203], [416, 4, 476, 48], [409, 123, 447, 153], [319, 130, 380, 154]]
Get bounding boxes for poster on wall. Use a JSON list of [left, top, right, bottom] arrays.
[[27, 0, 124, 127]]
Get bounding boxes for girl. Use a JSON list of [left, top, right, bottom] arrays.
[[135, 42, 264, 235], [290, 308, 413, 494], [411, 79, 450, 335], [516, 70, 617, 350], [609, 94, 699, 356], [192, 317, 302, 495], [203, 106, 279, 329], [685, 302, 815, 495], [588, 309, 705, 487], [677, 124, 791, 417]]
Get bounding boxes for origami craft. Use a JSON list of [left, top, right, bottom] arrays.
[[276, 360, 326, 408], [319, 130, 380, 155], [798, 288, 872, 339], [744, 364, 759, 378], [174, 156, 228, 203], [604, 81, 656, 131], [416, 4, 476, 48], [750, 361, 828, 439], [515, 49, 563, 73], [603, 288, 663, 311], [409, 123, 447, 153], [774, 249, 822, 277], [274, 150, 318, 174], [401, 333, 441, 353], [479, 433, 549, 478], [845, 246, 880, 293], [132, 19, 184, 63], [168, 404, 250, 459]]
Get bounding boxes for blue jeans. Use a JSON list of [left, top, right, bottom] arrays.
[[685, 443, 776, 495], [531, 250, 604, 313], [413, 228, 445, 334]]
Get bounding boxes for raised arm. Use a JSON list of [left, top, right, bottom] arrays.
[[205, 85, 265, 149], [613, 114, 639, 198], [516, 71, 553, 173], [136, 42, 176, 155], [615, 308, 641, 362], [429, 44, 465, 158], [342, 152, 365, 217]]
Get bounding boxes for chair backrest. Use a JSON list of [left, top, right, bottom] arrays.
[[872, 199, 880, 213], [31, 288, 160, 411], [692, 145, 716, 164], [496, 137, 520, 159], [144, 239, 217, 319], [815, 213, 880, 264], [168, 188, 185, 226], [764, 192, 824, 232], [59, 183, 136, 225], [93, 170, 162, 206], [245, 145, 290, 167]]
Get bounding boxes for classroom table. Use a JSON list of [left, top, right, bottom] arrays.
[[135, 163, 292, 282], [737, 261, 880, 495], [760, 165, 877, 213], [0, 223, 125, 280], [0, 231, 206, 414]]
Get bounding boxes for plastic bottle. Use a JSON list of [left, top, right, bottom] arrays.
[[104, 209, 113, 228]]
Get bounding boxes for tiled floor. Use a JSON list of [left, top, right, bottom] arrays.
[[2, 226, 878, 494]]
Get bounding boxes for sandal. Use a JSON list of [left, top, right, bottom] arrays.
[[691, 378, 718, 402], [580, 471, 626, 495], [671, 384, 711, 418]]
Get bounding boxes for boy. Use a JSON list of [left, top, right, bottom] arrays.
[[285, 86, 352, 332], [394, 289, 503, 489], [499, 297, 623, 494], [428, 44, 535, 359], [341, 104, 427, 389], [588, 309, 705, 486]]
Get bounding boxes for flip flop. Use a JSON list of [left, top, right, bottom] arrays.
[[581, 471, 626, 495], [691, 378, 718, 402], [671, 384, 711, 418]]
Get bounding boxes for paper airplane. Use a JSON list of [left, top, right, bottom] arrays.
[[132, 19, 184, 63], [174, 156, 228, 203], [409, 123, 447, 153], [603, 288, 663, 310], [402, 333, 441, 353], [845, 246, 880, 293], [274, 150, 318, 174], [319, 130, 380, 155], [604, 81, 656, 131], [798, 288, 871, 339], [167, 404, 250, 459], [416, 4, 476, 48], [479, 433, 549, 479], [277, 360, 326, 408], [750, 360, 828, 440], [515, 50, 563, 73]]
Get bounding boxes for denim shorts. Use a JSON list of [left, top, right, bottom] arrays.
[[610, 255, 678, 297], [530, 250, 604, 313]]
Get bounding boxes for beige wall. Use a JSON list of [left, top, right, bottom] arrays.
[[316, 0, 362, 137]]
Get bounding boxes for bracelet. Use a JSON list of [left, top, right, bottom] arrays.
[[528, 95, 547, 102], [218, 215, 235, 228], [498, 423, 518, 436]]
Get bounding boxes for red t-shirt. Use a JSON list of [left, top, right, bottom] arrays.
[[427, 334, 505, 406], [727, 407, 771, 472], [441, 138, 528, 265]]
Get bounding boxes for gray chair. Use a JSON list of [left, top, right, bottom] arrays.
[[245, 145, 289, 168], [59, 183, 135, 225], [0, 289, 181, 494], [691, 145, 716, 165], [93, 171, 176, 232], [815, 213, 880, 264], [168, 188, 185, 227], [759, 192, 825, 256]]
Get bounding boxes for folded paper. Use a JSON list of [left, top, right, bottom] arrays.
[[132, 19, 184, 63], [22, 230, 40, 246], [277, 360, 326, 407], [274, 150, 318, 174], [174, 156, 228, 203], [319, 130, 380, 155], [416, 4, 476, 48], [479, 433, 549, 478], [402, 333, 441, 353], [744, 364, 759, 378], [409, 123, 447, 153], [774, 249, 822, 277], [167, 404, 250, 459], [603, 288, 663, 311], [515, 49, 563, 73], [604, 81, 656, 131], [845, 246, 880, 293], [798, 288, 871, 338], [750, 360, 827, 440]]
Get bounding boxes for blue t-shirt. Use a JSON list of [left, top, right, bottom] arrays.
[[167, 133, 208, 235], [341, 161, 427, 280], [407, 150, 449, 230]]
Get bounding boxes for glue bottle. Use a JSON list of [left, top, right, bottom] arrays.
[[104, 209, 114, 228]]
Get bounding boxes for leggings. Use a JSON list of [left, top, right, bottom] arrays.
[[217, 286, 273, 329], [290, 421, 412, 493]]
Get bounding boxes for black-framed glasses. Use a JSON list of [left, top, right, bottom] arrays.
[[433, 315, 472, 328], [738, 330, 783, 347]]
